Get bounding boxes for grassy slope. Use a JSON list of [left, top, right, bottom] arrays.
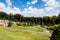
[[0, 24, 50, 40], [11, 24, 45, 32]]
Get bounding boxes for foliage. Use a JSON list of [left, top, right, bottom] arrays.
[[0, 12, 60, 26], [8, 21, 12, 27], [16, 22, 21, 26], [0, 12, 9, 20], [13, 14, 23, 21], [50, 25, 60, 40], [9, 13, 14, 21]]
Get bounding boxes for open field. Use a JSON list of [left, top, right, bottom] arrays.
[[0, 24, 50, 40]]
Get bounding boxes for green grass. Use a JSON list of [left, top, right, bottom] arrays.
[[11, 24, 45, 32], [0, 24, 50, 40]]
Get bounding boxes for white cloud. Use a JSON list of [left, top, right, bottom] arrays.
[[26, 2, 31, 7], [0, 0, 60, 17], [27, 0, 38, 6], [42, 0, 60, 16], [31, 0, 37, 4], [44, 0, 60, 7], [13, 7, 21, 13], [0, 2, 5, 8], [27, 2, 31, 5], [22, 6, 44, 17], [42, 0, 48, 2], [6, 0, 12, 6], [22, 0, 60, 17], [25, 6, 43, 14], [0, 2, 21, 14]]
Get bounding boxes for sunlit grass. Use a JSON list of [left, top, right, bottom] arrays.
[[0, 24, 50, 40], [11, 24, 45, 32]]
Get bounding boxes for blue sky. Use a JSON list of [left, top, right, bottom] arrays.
[[0, 0, 60, 17], [0, 0, 45, 10]]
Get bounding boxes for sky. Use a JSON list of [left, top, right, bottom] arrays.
[[0, 0, 60, 17]]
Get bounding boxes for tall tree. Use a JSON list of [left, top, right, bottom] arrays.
[[13, 14, 23, 21], [58, 14, 60, 24], [0, 12, 8, 20]]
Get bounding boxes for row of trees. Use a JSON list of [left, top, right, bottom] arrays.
[[0, 12, 60, 26]]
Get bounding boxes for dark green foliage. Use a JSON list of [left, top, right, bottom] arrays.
[[50, 25, 60, 40], [0, 12, 9, 20], [9, 14, 14, 21], [0, 12, 60, 26], [13, 14, 23, 21], [58, 14, 60, 23], [16, 22, 21, 26], [8, 21, 12, 27]]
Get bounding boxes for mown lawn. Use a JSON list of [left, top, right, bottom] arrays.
[[11, 24, 45, 32], [0, 24, 50, 40]]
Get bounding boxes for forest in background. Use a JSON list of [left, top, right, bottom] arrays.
[[0, 12, 60, 26]]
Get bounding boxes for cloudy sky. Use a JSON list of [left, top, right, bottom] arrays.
[[0, 0, 60, 17]]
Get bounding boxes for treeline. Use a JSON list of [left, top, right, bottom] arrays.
[[0, 12, 60, 26]]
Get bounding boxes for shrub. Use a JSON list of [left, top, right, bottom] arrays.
[[8, 21, 12, 27], [50, 25, 60, 40], [16, 22, 21, 26], [23, 22, 28, 26], [23, 23, 27, 26]]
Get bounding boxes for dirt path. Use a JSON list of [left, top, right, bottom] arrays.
[[41, 29, 51, 36]]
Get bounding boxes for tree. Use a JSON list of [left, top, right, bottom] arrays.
[[51, 16, 57, 25], [43, 16, 51, 26], [13, 14, 23, 21], [0, 12, 8, 20], [8, 21, 12, 27], [50, 25, 60, 40], [16, 22, 21, 26], [58, 14, 60, 24], [8, 13, 14, 21]]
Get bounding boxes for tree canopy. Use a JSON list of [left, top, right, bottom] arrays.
[[0, 12, 60, 26]]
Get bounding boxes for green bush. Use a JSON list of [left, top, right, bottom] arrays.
[[8, 21, 12, 27], [16, 22, 21, 26], [23, 23, 27, 26], [50, 25, 60, 40]]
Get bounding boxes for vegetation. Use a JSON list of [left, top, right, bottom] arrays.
[[16, 22, 21, 26], [50, 25, 60, 40], [0, 24, 49, 40], [0, 12, 60, 40], [8, 21, 12, 27], [11, 24, 45, 32], [0, 12, 60, 26]]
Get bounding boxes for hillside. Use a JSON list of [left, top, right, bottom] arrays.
[[0, 24, 50, 40]]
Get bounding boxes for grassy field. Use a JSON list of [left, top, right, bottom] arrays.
[[0, 24, 50, 40], [11, 24, 45, 32]]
